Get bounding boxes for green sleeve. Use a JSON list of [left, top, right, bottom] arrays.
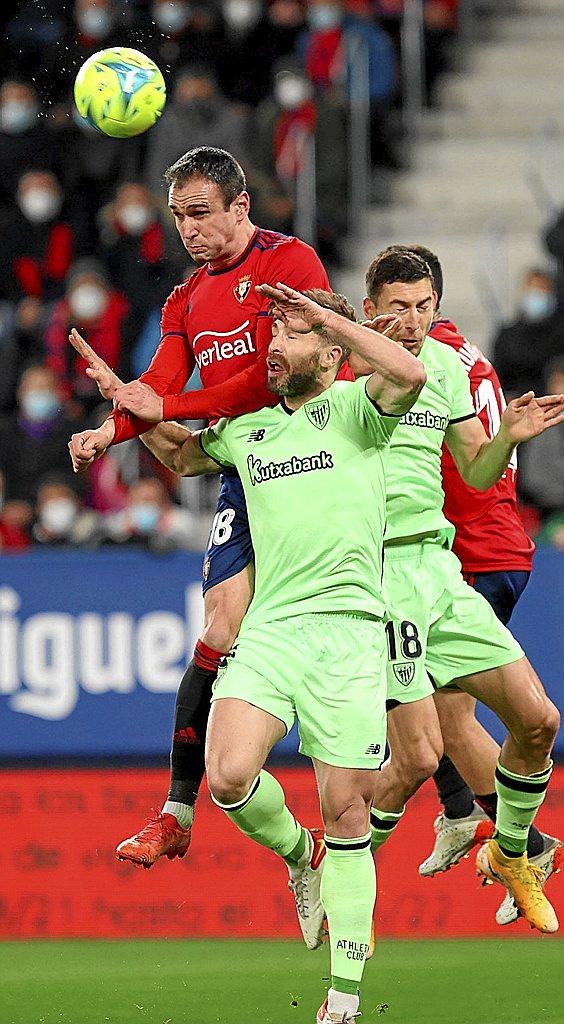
[[346, 377, 401, 446], [448, 355, 475, 423], [199, 418, 236, 468]]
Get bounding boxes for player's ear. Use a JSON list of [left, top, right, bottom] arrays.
[[363, 296, 377, 319], [233, 191, 250, 220], [322, 344, 343, 370]]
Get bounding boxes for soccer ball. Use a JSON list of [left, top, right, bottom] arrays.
[[74, 47, 166, 138]]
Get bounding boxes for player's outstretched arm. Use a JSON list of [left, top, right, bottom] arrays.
[[446, 389, 564, 491], [257, 281, 426, 414], [67, 330, 217, 476]]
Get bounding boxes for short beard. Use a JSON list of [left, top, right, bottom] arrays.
[[269, 368, 321, 397]]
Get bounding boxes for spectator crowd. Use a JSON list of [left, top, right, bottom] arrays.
[[0, 0, 561, 552]]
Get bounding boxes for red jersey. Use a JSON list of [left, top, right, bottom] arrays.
[[431, 319, 534, 574], [111, 228, 333, 442]]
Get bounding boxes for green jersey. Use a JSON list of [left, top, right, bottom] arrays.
[[200, 377, 397, 625], [384, 336, 475, 543]]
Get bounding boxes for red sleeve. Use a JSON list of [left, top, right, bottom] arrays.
[[111, 285, 196, 444], [162, 239, 331, 422], [163, 315, 276, 421]]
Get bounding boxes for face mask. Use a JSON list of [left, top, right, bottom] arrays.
[[40, 498, 77, 537], [69, 284, 107, 321], [188, 97, 217, 119], [153, 2, 190, 32], [521, 289, 556, 322], [21, 388, 59, 423], [18, 189, 62, 224], [131, 502, 160, 534], [0, 100, 37, 134], [77, 8, 113, 37], [275, 76, 312, 110], [307, 4, 342, 30], [223, 0, 261, 31], [119, 203, 152, 234]]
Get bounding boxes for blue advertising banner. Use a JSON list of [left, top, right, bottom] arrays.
[[1, 547, 563, 759]]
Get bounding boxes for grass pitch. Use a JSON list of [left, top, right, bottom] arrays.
[[2, 938, 563, 1024]]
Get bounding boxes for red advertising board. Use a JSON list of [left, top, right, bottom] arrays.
[[1, 767, 562, 940]]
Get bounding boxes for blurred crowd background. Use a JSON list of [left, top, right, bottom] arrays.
[[0, 0, 563, 555]]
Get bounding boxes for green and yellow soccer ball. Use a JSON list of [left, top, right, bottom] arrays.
[[74, 47, 166, 138]]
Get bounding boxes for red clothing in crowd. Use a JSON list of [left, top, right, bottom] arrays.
[[431, 318, 534, 574], [45, 291, 130, 401]]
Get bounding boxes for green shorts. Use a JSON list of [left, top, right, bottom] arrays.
[[212, 613, 387, 769], [383, 537, 524, 707]]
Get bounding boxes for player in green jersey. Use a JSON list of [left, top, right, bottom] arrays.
[[71, 286, 425, 1024], [352, 247, 564, 934]]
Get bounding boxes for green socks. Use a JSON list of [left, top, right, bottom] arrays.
[[495, 760, 552, 855], [370, 805, 405, 852], [321, 833, 375, 993], [212, 770, 306, 862], [215, 776, 375, 1005]]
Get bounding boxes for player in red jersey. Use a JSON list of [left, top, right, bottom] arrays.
[[69, 147, 351, 868], [409, 247, 560, 924]]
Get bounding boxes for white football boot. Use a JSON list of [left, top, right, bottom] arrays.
[[495, 835, 562, 926], [419, 803, 494, 876], [288, 829, 326, 950]]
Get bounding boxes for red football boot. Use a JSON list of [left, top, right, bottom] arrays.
[[116, 812, 191, 868]]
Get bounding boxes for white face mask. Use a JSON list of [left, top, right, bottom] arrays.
[[307, 3, 342, 30], [153, 2, 190, 32], [69, 284, 108, 321], [119, 203, 152, 235], [19, 189, 62, 224], [275, 76, 312, 110], [21, 388, 60, 423], [77, 8, 113, 37], [0, 100, 37, 134], [223, 0, 262, 31], [130, 502, 161, 534], [40, 498, 77, 537]]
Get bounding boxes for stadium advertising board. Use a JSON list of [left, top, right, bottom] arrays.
[[1, 767, 563, 940], [0, 547, 563, 758]]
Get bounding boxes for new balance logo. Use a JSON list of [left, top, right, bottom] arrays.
[[365, 744, 381, 756], [247, 429, 266, 442]]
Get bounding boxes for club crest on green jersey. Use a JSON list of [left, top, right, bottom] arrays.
[[392, 662, 415, 686], [305, 399, 330, 430]]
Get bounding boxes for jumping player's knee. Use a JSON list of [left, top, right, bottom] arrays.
[[399, 739, 443, 789], [206, 759, 255, 807], [520, 698, 560, 760], [322, 791, 372, 838]]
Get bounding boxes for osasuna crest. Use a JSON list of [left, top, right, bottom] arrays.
[[393, 662, 415, 686], [234, 274, 252, 303], [305, 399, 330, 430]]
